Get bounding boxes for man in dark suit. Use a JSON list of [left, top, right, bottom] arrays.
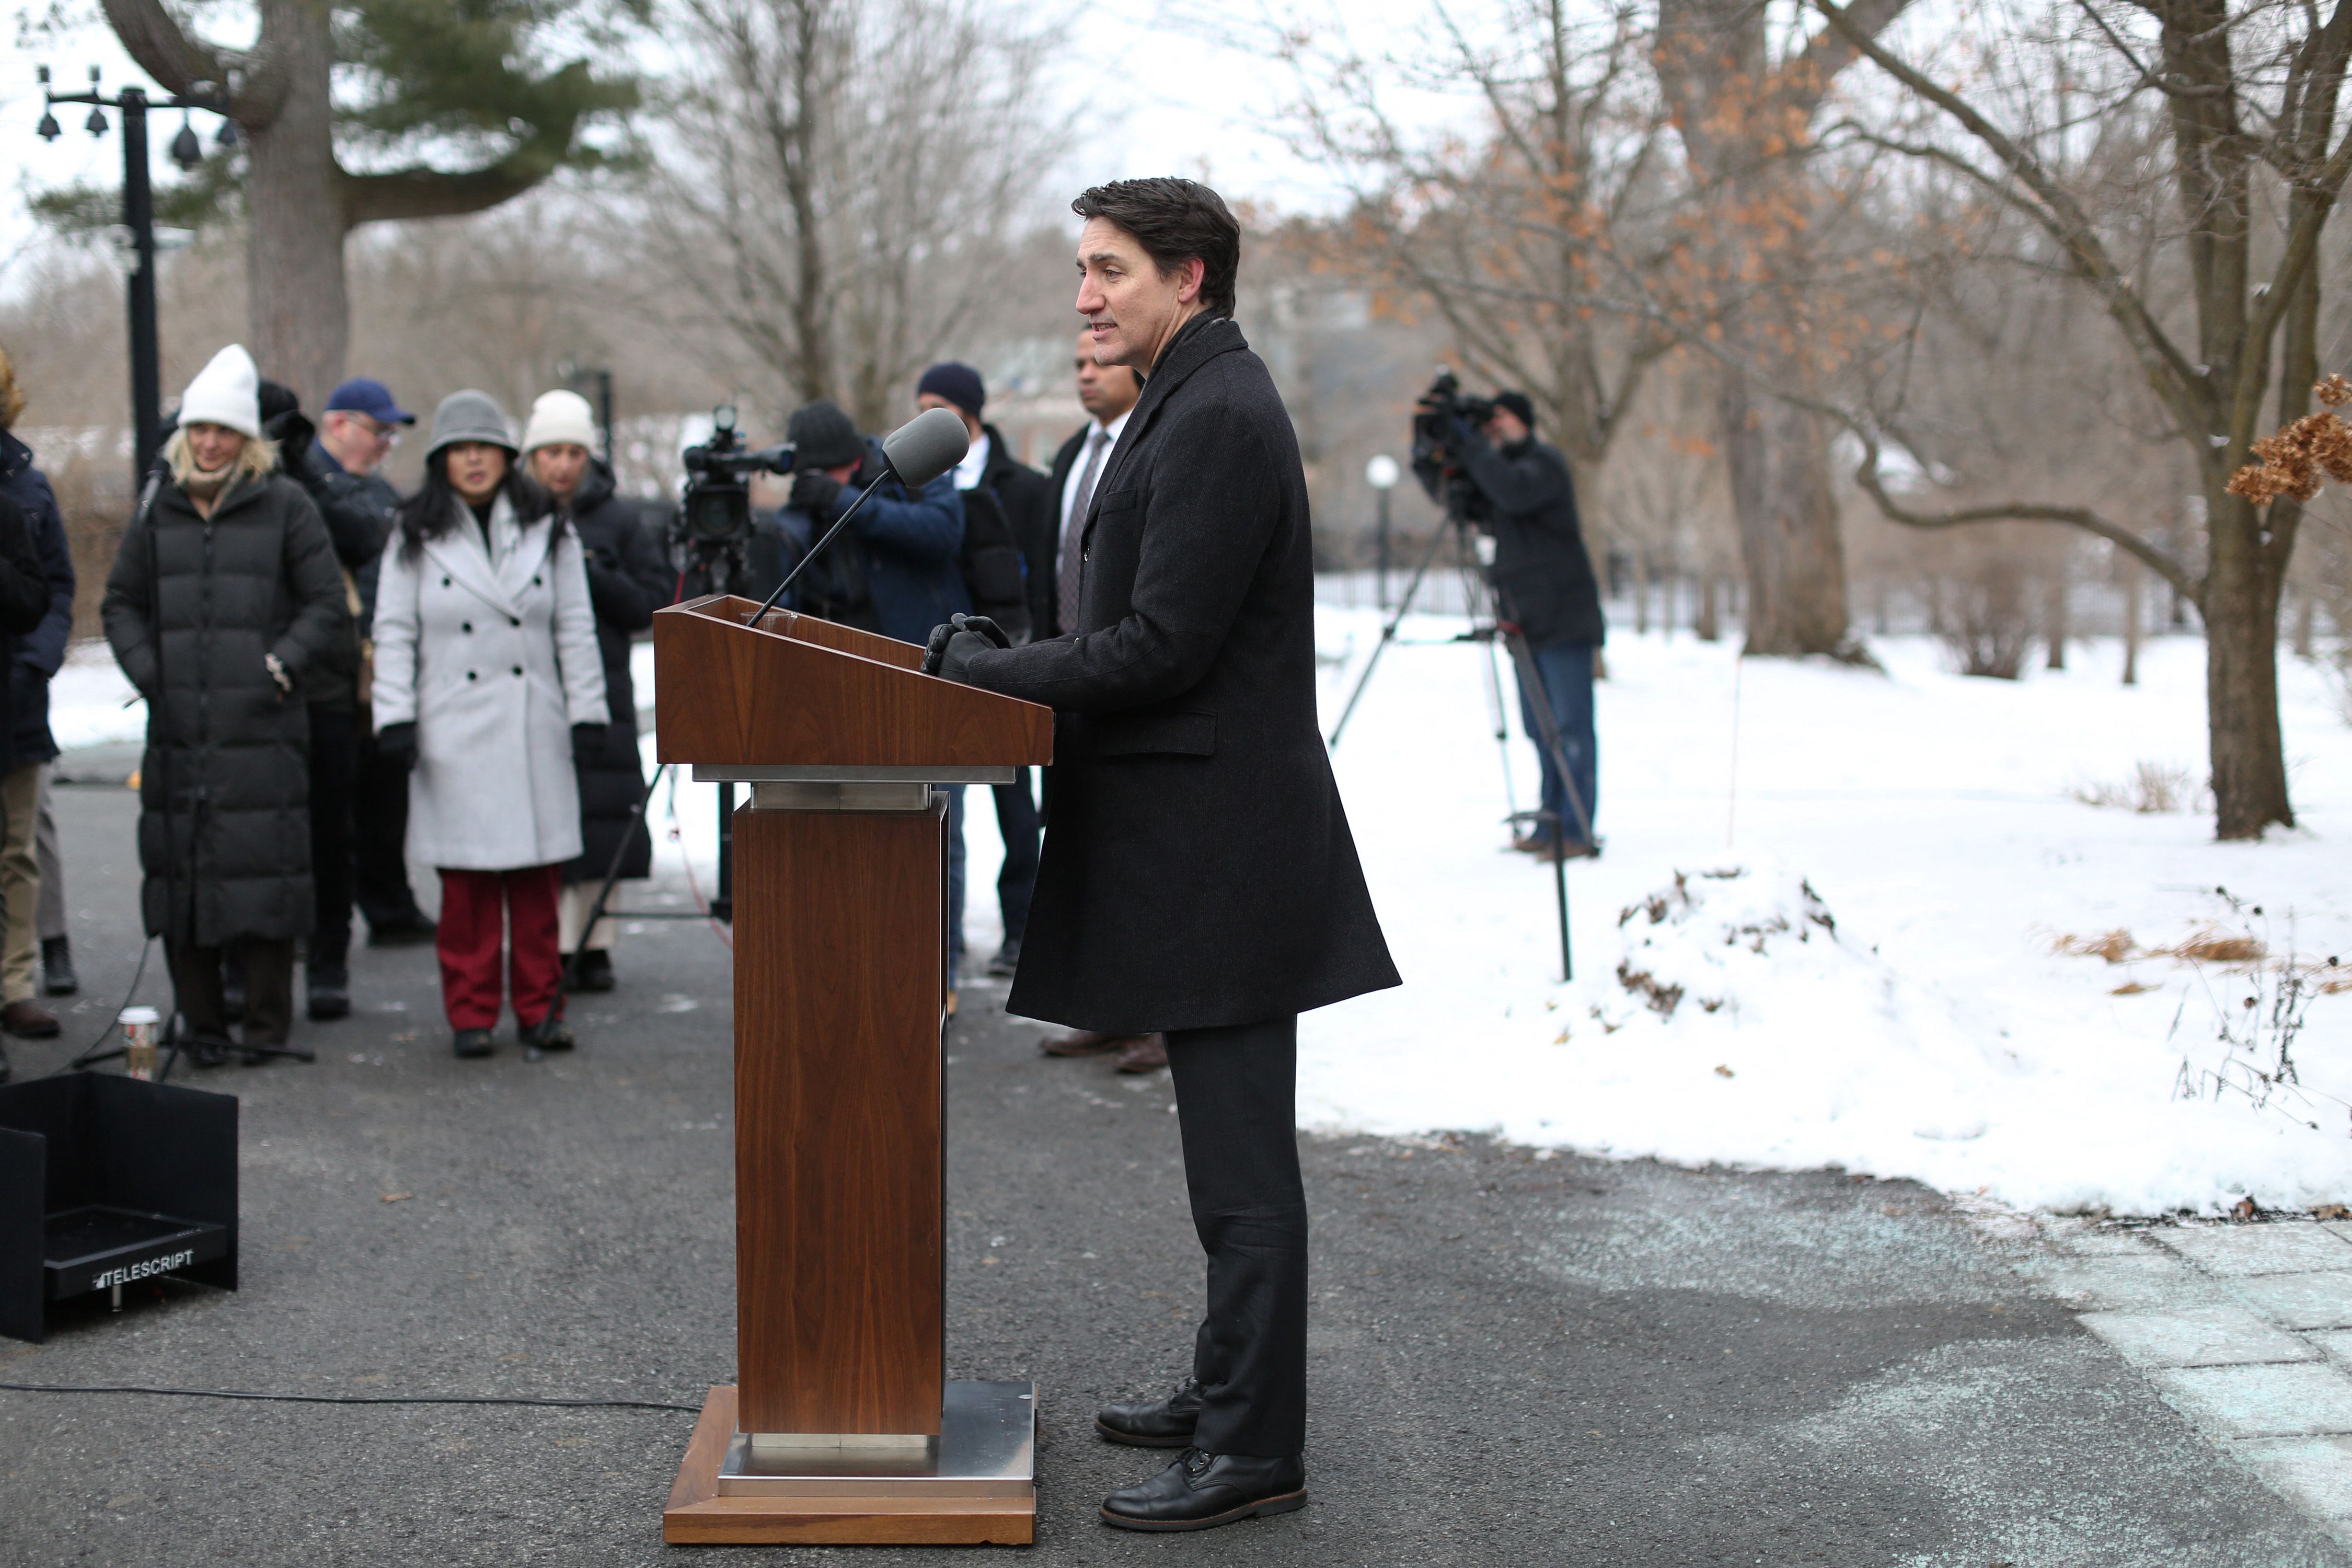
[[927, 178, 1399, 1533], [1030, 330, 1164, 1067]]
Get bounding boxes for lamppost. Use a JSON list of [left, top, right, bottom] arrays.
[[1365, 453, 1400, 609], [35, 66, 235, 495]]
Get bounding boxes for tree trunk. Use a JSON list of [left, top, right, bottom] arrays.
[[1718, 368, 1852, 656], [2295, 592, 2315, 658], [2204, 490, 2292, 837], [243, 1, 346, 404], [1696, 569, 1721, 641], [2044, 568, 2068, 670], [2122, 564, 2141, 686]]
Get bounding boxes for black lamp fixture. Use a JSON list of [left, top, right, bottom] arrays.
[[31, 64, 236, 494]]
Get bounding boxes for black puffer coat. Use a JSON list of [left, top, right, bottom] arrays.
[[102, 471, 350, 946], [563, 460, 672, 884]]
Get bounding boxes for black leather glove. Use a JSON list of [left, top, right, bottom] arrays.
[[789, 469, 845, 520], [572, 722, 607, 760], [921, 621, 956, 674], [376, 721, 418, 772], [931, 613, 1012, 685]]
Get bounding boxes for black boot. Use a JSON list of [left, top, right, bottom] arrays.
[[568, 949, 614, 993], [452, 1028, 494, 1059], [1099, 1449, 1306, 1532], [41, 936, 76, 997], [306, 964, 351, 1021], [1096, 1377, 1202, 1447], [519, 1011, 574, 1053]]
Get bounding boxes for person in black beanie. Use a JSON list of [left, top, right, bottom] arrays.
[[913, 361, 1055, 979]]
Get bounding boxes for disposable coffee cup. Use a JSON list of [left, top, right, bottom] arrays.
[[120, 1006, 162, 1081]]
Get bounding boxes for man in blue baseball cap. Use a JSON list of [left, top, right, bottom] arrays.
[[299, 378, 434, 1006]]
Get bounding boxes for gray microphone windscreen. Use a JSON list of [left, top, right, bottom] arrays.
[[881, 406, 971, 489]]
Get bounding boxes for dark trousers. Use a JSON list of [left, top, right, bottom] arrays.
[[307, 705, 357, 970], [1517, 639, 1598, 847], [1165, 1013, 1307, 1457], [168, 936, 295, 1045], [353, 727, 424, 929], [991, 767, 1041, 946], [436, 864, 562, 1031]]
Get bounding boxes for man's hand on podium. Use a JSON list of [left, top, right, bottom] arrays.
[[921, 613, 1012, 684]]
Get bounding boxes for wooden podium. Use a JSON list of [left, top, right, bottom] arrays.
[[651, 595, 1053, 1546]]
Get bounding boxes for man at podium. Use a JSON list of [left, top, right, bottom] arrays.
[[928, 177, 1400, 1533]]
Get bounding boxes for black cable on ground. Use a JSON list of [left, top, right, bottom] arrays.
[[54, 933, 156, 1075], [0, 1380, 701, 1413]]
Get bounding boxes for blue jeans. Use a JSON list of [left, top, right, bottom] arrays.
[[944, 783, 966, 982], [1517, 640, 1597, 847]]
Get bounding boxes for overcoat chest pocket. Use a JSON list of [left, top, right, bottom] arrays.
[[1094, 709, 1216, 757]]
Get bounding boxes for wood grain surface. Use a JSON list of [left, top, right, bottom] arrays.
[[655, 596, 1052, 768], [731, 801, 947, 1437]]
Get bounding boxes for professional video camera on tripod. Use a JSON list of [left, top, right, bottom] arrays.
[[670, 405, 795, 600], [1328, 370, 1598, 979]]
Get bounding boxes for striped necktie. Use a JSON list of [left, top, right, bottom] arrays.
[[1057, 429, 1110, 635]]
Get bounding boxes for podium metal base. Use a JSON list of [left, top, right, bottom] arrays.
[[664, 1383, 1036, 1545]]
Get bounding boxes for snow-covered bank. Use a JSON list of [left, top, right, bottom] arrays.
[[1306, 613, 2352, 1216]]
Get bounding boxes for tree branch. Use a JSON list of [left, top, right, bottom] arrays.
[[100, 0, 289, 129]]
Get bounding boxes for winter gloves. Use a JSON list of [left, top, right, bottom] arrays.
[[789, 468, 845, 521], [921, 613, 1012, 685], [377, 722, 417, 771]]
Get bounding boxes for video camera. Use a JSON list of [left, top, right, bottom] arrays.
[[1410, 370, 1496, 524], [674, 405, 794, 596]]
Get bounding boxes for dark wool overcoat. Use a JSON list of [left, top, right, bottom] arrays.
[[102, 471, 350, 946], [963, 315, 1400, 1033], [563, 459, 672, 885]]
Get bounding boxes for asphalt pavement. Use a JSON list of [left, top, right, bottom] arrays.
[[0, 779, 2342, 1566]]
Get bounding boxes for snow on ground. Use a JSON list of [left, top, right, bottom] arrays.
[[64, 621, 2336, 1215], [1303, 609, 2352, 1216]]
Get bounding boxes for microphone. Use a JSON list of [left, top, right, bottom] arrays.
[[743, 407, 972, 627]]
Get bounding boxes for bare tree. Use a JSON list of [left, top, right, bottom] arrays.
[[1650, 0, 1912, 659], [642, 0, 1069, 430], [1266, 0, 1676, 502], [1818, 0, 2352, 838]]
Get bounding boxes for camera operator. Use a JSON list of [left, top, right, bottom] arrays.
[[1444, 391, 1604, 858], [751, 399, 973, 989]]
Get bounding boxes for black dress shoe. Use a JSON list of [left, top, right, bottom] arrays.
[[520, 1012, 574, 1052], [452, 1028, 494, 1059], [1100, 1449, 1306, 1532], [183, 1033, 234, 1069], [41, 936, 76, 996], [307, 965, 351, 1021], [986, 937, 1020, 977], [1095, 1376, 1202, 1447]]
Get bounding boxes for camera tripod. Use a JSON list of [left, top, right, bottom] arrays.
[[1327, 515, 1594, 981]]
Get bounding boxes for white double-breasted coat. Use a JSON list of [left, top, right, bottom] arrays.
[[371, 495, 608, 871]]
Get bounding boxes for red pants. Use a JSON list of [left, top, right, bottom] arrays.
[[436, 865, 564, 1031]]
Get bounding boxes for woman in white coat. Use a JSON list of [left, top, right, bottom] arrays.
[[372, 390, 607, 1058]]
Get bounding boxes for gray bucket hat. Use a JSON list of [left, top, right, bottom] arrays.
[[426, 388, 516, 458]]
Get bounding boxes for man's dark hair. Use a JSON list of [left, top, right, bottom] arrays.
[[1072, 178, 1241, 318]]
